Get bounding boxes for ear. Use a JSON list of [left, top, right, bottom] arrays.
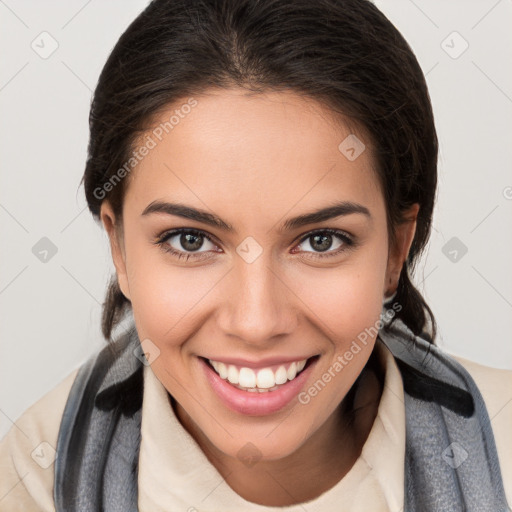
[[384, 203, 420, 298], [100, 201, 131, 301]]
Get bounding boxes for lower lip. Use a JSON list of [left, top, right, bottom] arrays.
[[200, 357, 318, 416]]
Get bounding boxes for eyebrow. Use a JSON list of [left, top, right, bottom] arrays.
[[141, 200, 371, 232]]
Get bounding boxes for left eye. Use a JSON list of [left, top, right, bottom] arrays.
[[295, 230, 352, 254]]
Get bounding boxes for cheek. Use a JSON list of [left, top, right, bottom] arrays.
[[288, 241, 388, 346], [124, 235, 216, 344]]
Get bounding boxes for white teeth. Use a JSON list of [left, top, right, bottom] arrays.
[[275, 366, 288, 385], [239, 368, 256, 388], [208, 357, 310, 391], [227, 365, 239, 384], [287, 362, 297, 381], [218, 362, 228, 379], [256, 368, 275, 389], [210, 360, 228, 379]]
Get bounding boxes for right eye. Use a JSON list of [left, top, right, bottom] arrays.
[[155, 228, 222, 261]]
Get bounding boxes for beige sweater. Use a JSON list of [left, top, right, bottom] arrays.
[[1, 340, 511, 511]]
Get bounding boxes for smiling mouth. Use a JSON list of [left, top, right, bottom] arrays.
[[201, 355, 320, 393]]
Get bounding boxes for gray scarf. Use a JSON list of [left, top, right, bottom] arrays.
[[54, 319, 510, 511]]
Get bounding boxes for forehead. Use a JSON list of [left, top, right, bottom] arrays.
[[125, 88, 383, 224]]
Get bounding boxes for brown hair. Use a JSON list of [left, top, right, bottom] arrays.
[[81, 0, 438, 343]]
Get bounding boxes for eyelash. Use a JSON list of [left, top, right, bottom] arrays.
[[153, 228, 355, 262]]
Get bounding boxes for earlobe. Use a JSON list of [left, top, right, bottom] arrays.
[[99, 201, 131, 301], [384, 203, 420, 297]]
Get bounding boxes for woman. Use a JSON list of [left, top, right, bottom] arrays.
[[1, 0, 510, 510]]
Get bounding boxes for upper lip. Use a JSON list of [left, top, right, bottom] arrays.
[[201, 354, 318, 369]]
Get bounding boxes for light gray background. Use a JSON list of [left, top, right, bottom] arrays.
[[1, 0, 511, 439]]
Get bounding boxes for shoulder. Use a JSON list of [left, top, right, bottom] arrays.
[[450, 352, 512, 506], [0, 368, 79, 512]]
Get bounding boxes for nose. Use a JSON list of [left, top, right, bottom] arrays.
[[216, 254, 298, 346]]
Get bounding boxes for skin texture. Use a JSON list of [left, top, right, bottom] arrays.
[[100, 87, 418, 506]]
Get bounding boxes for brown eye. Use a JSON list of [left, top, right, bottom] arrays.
[[180, 232, 205, 251], [157, 229, 219, 258], [295, 229, 353, 258], [309, 233, 334, 252]]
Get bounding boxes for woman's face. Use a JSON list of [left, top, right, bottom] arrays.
[[101, 87, 416, 462]]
